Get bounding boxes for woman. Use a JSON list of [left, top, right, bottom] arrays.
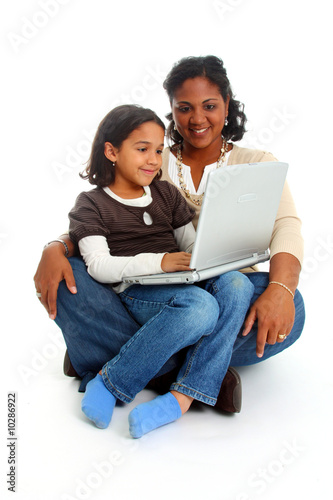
[[34, 55, 305, 412]]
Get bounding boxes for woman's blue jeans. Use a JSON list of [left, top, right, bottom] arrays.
[[55, 258, 305, 393], [100, 272, 253, 405]]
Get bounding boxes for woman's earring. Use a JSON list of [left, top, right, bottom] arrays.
[[174, 123, 178, 131], [224, 117, 228, 126]]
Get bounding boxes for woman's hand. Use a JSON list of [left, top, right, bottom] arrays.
[[242, 285, 295, 358], [161, 252, 192, 273], [34, 240, 77, 320], [242, 252, 300, 358]]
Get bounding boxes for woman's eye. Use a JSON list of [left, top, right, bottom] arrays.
[[138, 148, 147, 152], [205, 104, 215, 110], [178, 106, 190, 113]]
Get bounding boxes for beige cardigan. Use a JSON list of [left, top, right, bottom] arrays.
[[160, 145, 304, 270]]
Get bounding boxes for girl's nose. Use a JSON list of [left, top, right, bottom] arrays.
[[148, 152, 159, 165]]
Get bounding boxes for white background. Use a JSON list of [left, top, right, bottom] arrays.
[[1, 1, 332, 499]]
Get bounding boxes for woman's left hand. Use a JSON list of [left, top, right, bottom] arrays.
[[242, 284, 295, 358]]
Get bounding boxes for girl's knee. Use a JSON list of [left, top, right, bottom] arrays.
[[181, 286, 219, 326], [217, 271, 255, 296], [202, 291, 220, 321], [199, 296, 219, 331], [231, 271, 253, 288]]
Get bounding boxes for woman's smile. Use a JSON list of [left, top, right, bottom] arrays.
[[171, 76, 229, 152], [189, 126, 210, 135]]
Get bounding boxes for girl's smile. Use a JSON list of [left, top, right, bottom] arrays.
[[105, 121, 165, 198]]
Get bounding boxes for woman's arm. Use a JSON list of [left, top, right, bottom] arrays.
[[33, 234, 78, 320], [242, 170, 304, 358], [242, 252, 301, 358]]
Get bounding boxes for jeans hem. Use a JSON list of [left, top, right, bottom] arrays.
[[170, 383, 217, 406], [101, 368, 133, 404]]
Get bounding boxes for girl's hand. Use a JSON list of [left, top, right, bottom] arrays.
[[161, 252, 192, 273], [242, 285, 295, 358], [34, 243, 77, 320]]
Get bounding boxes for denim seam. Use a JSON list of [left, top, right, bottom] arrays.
[[176, 337, 204, 384], [178, 314, 220, 384], [203, 279, 220, 296], [120, 290, 177, 308], [101, 367, 132, 404], [170, 382, 217, 406], [210, 280, 220, 295]]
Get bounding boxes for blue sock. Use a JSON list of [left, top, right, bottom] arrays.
[[128, 392, 182, 438], [81, 374, 116, 429]]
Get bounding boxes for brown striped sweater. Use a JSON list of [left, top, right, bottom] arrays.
[[69, 180, 195, 257]]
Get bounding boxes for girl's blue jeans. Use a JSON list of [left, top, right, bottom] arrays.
[[101, 271, 253, 405], [55, 258, 305, 397]]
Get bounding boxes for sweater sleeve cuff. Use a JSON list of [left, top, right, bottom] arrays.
[[269, 239, 304, 267]]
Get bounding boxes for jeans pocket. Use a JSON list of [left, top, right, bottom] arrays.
[[119, 294, 164, 326]]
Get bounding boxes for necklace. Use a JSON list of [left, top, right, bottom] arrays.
[[176, 138, 228, 206]]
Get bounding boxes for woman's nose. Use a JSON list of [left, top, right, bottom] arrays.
[[189, 107, 206, 125]]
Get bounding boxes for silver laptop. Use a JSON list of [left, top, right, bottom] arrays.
[[123, 161, 288, 285]]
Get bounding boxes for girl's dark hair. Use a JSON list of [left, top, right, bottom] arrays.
[[81, 104, 165, 187], [163, 55, 247, 144]]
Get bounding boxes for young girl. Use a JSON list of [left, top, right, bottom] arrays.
[[68, 104, 254, 438]]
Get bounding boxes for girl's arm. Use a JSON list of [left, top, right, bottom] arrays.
[[78, 235, 191, 284], [173, 222, 196, 253]]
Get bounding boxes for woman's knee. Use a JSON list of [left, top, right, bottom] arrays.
[[58, 257, 128, 317], [271, 289, 305, 350], [291, 289, 306, 340]]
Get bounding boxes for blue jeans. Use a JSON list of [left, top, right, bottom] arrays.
[[100, 272, 254, 405], [55, 258, 305, 392]]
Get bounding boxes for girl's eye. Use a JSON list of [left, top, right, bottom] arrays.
[[138, 148, 147, 152], [156, 149, 163, 155]]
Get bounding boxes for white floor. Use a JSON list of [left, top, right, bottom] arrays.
[[2, 271, 332, 500]]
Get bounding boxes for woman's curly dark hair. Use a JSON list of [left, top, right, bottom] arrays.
[[80, 104, 165, 187], [163, 55, 247, 145]]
